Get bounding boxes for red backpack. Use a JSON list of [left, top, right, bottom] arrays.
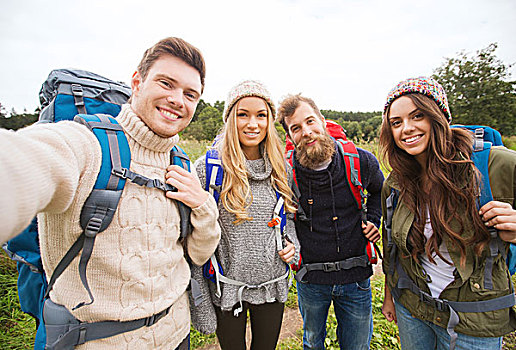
[[285, 120, 379, 269]]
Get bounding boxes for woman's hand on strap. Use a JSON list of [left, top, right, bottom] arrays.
[[480, 200, 516, 244], [278, 240, 296, 263]]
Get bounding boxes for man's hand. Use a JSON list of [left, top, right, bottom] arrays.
[[479, 200, 516, 244], [278, 240, 296, 263], [362, 221, 380, 243], [165, 165, 209, 208]]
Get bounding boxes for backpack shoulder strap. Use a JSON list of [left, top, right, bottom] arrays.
[[284, 149, 308, 222], [205, 148, 223, 202], [45, 113, 130, 309], [470, 141, 508, 287], [170, 145, 193, 238], [285, 149, 298, 188], [335, 139, 364, 210], [385, 187, 400, 276], [339, 141, 382, 263], [285, 149, 294, 166], [268, 191, 287, 252], [75, 114, 131, 191], [471, 141, 493, 207], [171, 145, 191, 171]]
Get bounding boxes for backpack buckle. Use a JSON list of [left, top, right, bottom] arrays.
[[71, 84, 84, 97], [152, 179, 176, 192], [152, 178, 166, 191], [419, 291, 447, 312], [85, 217, 102, 238], [323, 262, 339, 272], [112, 167, 128, 179]]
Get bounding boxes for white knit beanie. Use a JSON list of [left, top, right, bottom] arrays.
[[222, 80, 276, 123]]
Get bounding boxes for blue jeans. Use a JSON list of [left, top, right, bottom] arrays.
[[395, 301, 502, 350], [297, 279, 373, 350]]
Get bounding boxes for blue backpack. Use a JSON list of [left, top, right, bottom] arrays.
[[2, 69, 192, 350], [450, 125, 516, 275]]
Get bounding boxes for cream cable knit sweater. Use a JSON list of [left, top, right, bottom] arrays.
[[0, 104, 221, 349]]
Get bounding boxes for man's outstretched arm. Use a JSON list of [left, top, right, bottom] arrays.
[[0, 122, 100, 243]]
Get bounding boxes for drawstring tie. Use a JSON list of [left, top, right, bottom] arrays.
[[327, 169, 340, 253], [308, 179, 313, 231]]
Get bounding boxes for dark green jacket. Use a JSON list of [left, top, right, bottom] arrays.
[[382, 146, 516, 337]]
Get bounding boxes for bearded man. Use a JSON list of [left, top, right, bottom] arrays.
[[277, 94, 384, 350]]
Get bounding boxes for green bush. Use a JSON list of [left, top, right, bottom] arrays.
[[503, 136, 516, 151]]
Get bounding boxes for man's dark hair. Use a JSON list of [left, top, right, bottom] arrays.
[[277, 94, 323, 134], [137, 37, 206, 92]]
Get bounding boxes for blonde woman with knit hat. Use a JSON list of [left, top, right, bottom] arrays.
[[379, 77, 516, 350], [191, 80, 300, 349]]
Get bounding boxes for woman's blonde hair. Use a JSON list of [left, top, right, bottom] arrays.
[[216, 98, 296, 224]]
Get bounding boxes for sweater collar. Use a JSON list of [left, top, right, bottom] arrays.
[[117, 104, 179, 153], [245, 147, 272, 181]]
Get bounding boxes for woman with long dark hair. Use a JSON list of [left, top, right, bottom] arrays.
[[379, 77, 516, 349]]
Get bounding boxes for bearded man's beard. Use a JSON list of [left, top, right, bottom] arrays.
[[295, 132, 335, 169]]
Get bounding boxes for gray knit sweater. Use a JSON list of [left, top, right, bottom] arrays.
[[190, 153, 300, 334]]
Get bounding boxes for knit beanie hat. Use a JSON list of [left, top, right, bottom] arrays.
[[222, 80, 276, 123], [384, 76, 452, 123]]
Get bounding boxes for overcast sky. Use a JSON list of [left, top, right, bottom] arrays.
[[1, 0, 515, 115]]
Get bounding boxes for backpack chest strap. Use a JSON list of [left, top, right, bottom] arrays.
[[208, 252, 291, 317], [294, 255, 370, 282]]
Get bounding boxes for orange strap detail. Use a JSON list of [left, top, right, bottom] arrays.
[[268, 218, 281, 227]]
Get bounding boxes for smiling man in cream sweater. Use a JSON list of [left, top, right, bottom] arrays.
[[0, 37, 220, 350]]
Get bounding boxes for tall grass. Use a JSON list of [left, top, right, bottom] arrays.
[[178, 139, 212, 163], [0, 251, 37, 349]]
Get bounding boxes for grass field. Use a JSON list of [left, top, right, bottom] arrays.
[[1, 137, 516, 349]]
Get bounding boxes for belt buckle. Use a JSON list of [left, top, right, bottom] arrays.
[[323, 262, 338, 272]]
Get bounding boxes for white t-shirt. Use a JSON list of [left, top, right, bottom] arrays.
[[420, 212, 456, 298], [312, 158, 332, 171]]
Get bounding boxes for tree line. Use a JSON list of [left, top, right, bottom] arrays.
[[0, 103, 39, 130], [2, 43, 515, 141]]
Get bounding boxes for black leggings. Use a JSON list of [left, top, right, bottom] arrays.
[[215, 301, 285, 350], [174, 334, 189, 350]]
